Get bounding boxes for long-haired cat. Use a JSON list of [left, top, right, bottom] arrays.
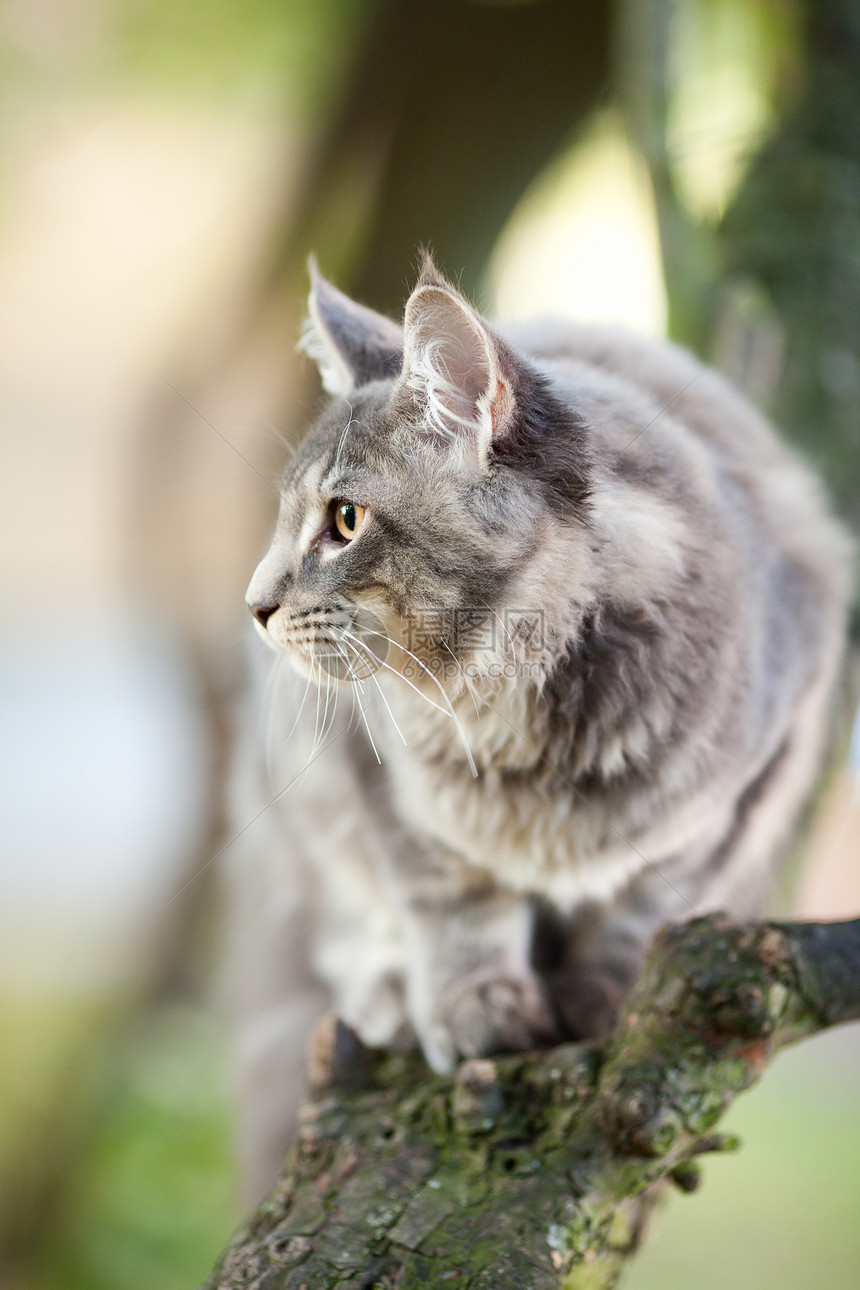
[[228, 256, 852, 1199]]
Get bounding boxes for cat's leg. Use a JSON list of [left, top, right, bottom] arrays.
[[547, 710, 830, 1039], [225, 736, 328, 1201], [544, 873, 689, 1040], [227, 812, 412, 1200], [394, 856, 558, 1073], [313, 881, 414, 1052]]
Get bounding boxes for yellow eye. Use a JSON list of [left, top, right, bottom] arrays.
[[334, 501, 365, 541]]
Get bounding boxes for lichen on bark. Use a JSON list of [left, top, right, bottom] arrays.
[[203, 915, 860, 1289]]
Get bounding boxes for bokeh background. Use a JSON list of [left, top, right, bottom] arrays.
[[1, 2, 858, 1287]]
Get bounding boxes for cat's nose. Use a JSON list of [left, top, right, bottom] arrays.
[[249, 600, 277, 629]]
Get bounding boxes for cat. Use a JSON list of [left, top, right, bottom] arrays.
[[227, 255, 852, 1199]]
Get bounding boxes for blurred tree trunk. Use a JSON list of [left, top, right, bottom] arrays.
[[718, 0, 860, 539], [263, 0, 613, 313], [615, 0, 718, 351], [619, 0, 860, 548]]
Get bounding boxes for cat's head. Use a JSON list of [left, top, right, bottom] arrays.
[[246, 257, 591, 694]]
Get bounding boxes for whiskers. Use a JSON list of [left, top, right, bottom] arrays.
[[338, 633, 407, 749], [356, 627, 479, 777], [439, 638, 481, 715], [327, 634, 383, 763], [262, 618, 343, 787], [335, 401, 360, 465], [265, 651, 314, 782], [264, 609, 480, 781]]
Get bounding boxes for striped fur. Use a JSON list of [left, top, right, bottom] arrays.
[[229, 263, 852, 1198]]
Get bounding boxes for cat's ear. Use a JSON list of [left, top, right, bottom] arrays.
[[401, 267, 516, 468], [298, 257, 403, 396]]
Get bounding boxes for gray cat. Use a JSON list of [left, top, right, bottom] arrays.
[[228, 257, 852, 1198]]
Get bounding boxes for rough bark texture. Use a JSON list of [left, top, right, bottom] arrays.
[[203, 914, 860, 1289]]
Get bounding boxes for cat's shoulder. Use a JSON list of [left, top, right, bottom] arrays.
[[500, 316, 852, 602], [499, 316, 801, 485], [499, 316, 757, 440]]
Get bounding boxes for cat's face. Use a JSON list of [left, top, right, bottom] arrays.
[[246, 259, 590, 693]]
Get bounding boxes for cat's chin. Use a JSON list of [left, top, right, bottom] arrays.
[[252, 618, 280, 651], [281, 644, 362, 689]]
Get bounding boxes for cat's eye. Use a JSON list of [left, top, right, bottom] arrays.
[[333, 501, 366, 542]]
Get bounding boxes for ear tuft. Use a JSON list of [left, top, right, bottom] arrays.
[[416, 247, 450, 291]]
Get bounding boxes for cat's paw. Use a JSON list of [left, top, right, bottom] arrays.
[[421, 970, 558, 1074], [341, 970, 415, 1052]]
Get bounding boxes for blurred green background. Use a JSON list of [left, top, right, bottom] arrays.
[[0, 2, 857, 1287]]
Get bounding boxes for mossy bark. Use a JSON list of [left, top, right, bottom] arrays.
[[203, 914, 860, 1289]]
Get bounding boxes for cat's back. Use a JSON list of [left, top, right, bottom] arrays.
[[505, 316, 776, 464], [504, 317, 852, 608]]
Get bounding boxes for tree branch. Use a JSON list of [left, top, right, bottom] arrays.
[[203, 914, 860, 1289]]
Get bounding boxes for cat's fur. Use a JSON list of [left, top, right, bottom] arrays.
[[228, 257, 852, 1199]]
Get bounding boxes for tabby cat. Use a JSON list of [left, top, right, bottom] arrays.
[[229, 257, 851, 1198]]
